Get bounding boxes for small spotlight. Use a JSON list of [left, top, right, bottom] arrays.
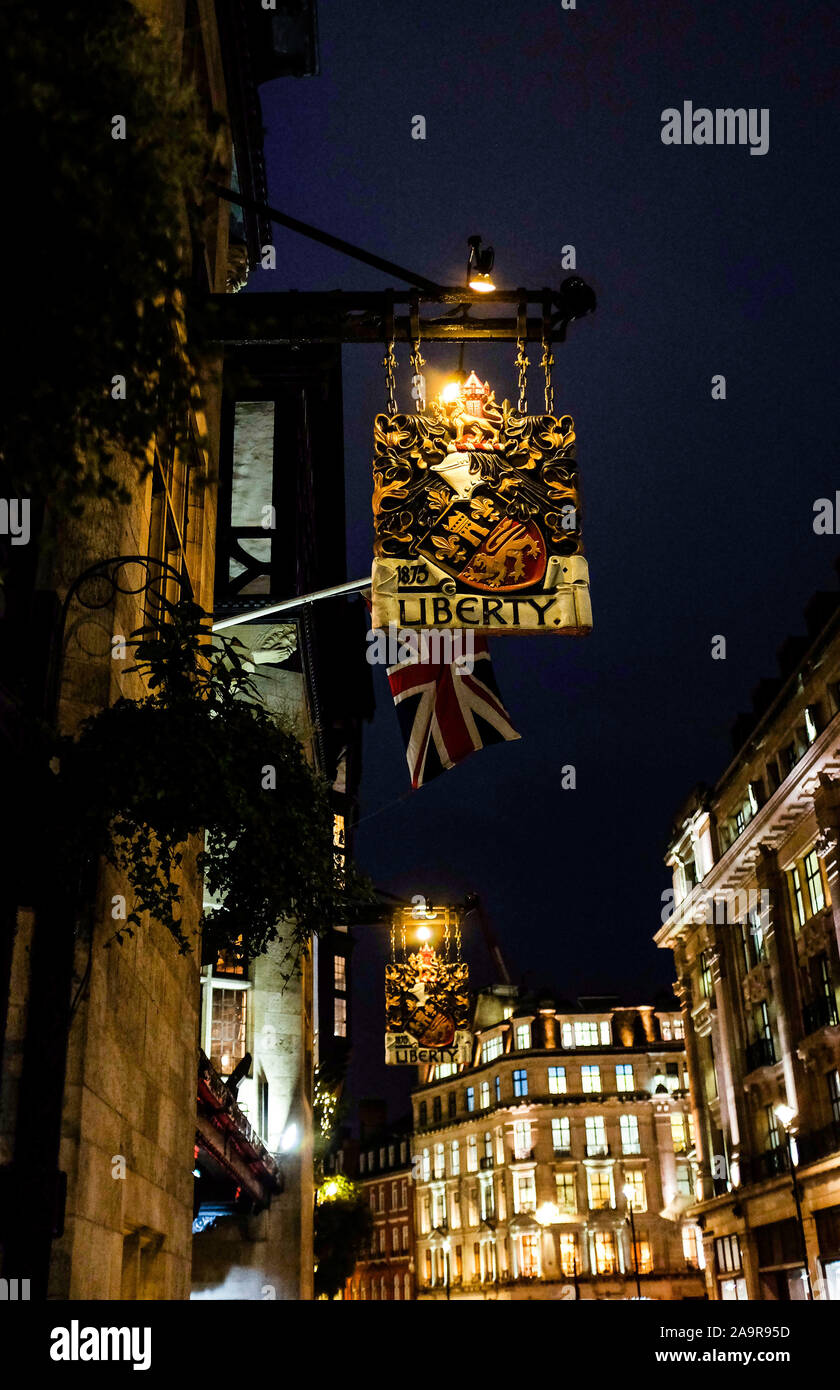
[[416, 924, 433, 942], [467, 235, 496, 292], [440, 381, 462, 403], [192, 1167, 201, 1178]]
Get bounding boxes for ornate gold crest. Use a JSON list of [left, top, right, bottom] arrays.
[[385, 940, 472, 1066], [371, 372, 592, 634]]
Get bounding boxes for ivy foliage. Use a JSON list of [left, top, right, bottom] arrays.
[[57, 602, 373, 959], [2, 0, 218, 515], [314, 1179, 373, 1301]]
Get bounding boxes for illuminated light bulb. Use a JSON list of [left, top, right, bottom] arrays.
[[416, 924, 433, 942], [535, 1202, 560, 1226], [440, 381, 462, 404], [468, 271, 495, 292], [322, 1181, 339, 1200]]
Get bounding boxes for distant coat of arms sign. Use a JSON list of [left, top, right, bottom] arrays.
[[371, 372, 591, 635]]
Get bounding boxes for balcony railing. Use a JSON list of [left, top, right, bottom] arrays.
[[512, 1147, 536, 1163], [479, 1156, 495, 1170], [585, 1143, 610, 1157], [745, 1036, 776, 1072], [802, 995, 839, 1036]]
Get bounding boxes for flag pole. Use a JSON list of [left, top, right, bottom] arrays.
[[211, 578, 370, 632]]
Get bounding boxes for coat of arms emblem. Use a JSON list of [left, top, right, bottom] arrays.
[[371, 372, 591, 635]]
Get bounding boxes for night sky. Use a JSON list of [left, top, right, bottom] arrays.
[[259, 0, 840, 1117]]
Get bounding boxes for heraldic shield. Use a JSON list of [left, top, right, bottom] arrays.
[[385, 906, 472, 1066], [371, 372, 592, 636]]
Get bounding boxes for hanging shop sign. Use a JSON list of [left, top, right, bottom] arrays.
[[385, 905, 472, 1066], [371, 370, 591, 636]]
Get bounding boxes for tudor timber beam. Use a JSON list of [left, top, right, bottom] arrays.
[[203, 287, 596, 346]]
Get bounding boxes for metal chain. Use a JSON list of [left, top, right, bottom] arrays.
[[383, 339, 398, 415], [455, 910, 462, 960], [541, 337, 555, 416], [443, 910, 450, 962], [409, 339, 426, 413], [390, 914, 396, 964], [515, 337, 529, 415], [400, 918, 406, 960]]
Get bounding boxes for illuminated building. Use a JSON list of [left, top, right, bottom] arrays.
[[656, 573, 840, 1300], [332, 1103, 416, 1301], [410, 987, 707, 1300]]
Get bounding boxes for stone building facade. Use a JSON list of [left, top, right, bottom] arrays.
[[409, 986, 707, 1300], [0, 0, 341, 1302], [656, 577, 840, 1300]]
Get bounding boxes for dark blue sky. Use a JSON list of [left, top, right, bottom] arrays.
[[259, 0, 840, 1113]]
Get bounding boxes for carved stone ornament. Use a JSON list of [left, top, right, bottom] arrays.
[[742, 963, 770, 1005], [815, 829, 839, 861], [371, 372, 591, 634]]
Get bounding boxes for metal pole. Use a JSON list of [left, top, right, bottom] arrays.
[[212, 577, 370, 632], [628, 1201, 641, 1299], [787, 1131, 813, 1300], [210, 184, 445, 294]]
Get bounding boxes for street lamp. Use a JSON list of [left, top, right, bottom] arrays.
[[623, 1183, 642, 1300], [773, 1104, 813, 1300]]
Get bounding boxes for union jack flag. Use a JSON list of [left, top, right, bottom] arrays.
[[387, 636, 520, 788]]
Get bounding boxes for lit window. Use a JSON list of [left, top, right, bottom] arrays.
[[561, 1022, 573, 1047], [633, 1236, 653, 1274], [433, 1143, 445, 1179], [512, 1120, 532, 1159], [600, 1020, 612, 1045], [515, 1023, 531, 1049], [620, 1114, 640, 1155], [805, 705, 819, 744], [671, 1113, 689, 1154], [391, 1226, 399, 1252], [698, 951, 713, 999], [675, 1163, 694, 1197], [517, 1233, 540, 1277], [574, 1021, 599, 1047], [333, 997, 346, 1038], [466, 1135, 478, 1172], [548, 1066, 566, 1094], [466, 1087, 475, 1112], [623, 1168, 647, 1211], [435, 1062, 456, 1079], [421, 1149, 430, 1181], [481, 1034, 504, 1063], [593, 1231, 617, 1274], [788, 865, 806, 928], [660, 1018, 672, 1041], [479, 1080, 490, 1108], [555, 1171, 576, 1212], [585, 1115, 608, 1156], [804, 849, 826, 916], [558, 1232, 578, 1276], [333, 955, 346, 992], [513, 1068, 528, 1097], [210, 987, 247, 1075], [616, 1063, 634, 1092], [551, 1116, 571, 1153], [513, 1170, 536, 1214], [682, 1225, 703, 1268], [494, 1075, 501, 1103], [587, 1169, 614, 1211], [450, 1140, 460, 1176], [581, 1064, 601, 1093], [495, 1126, 505, 1164]]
